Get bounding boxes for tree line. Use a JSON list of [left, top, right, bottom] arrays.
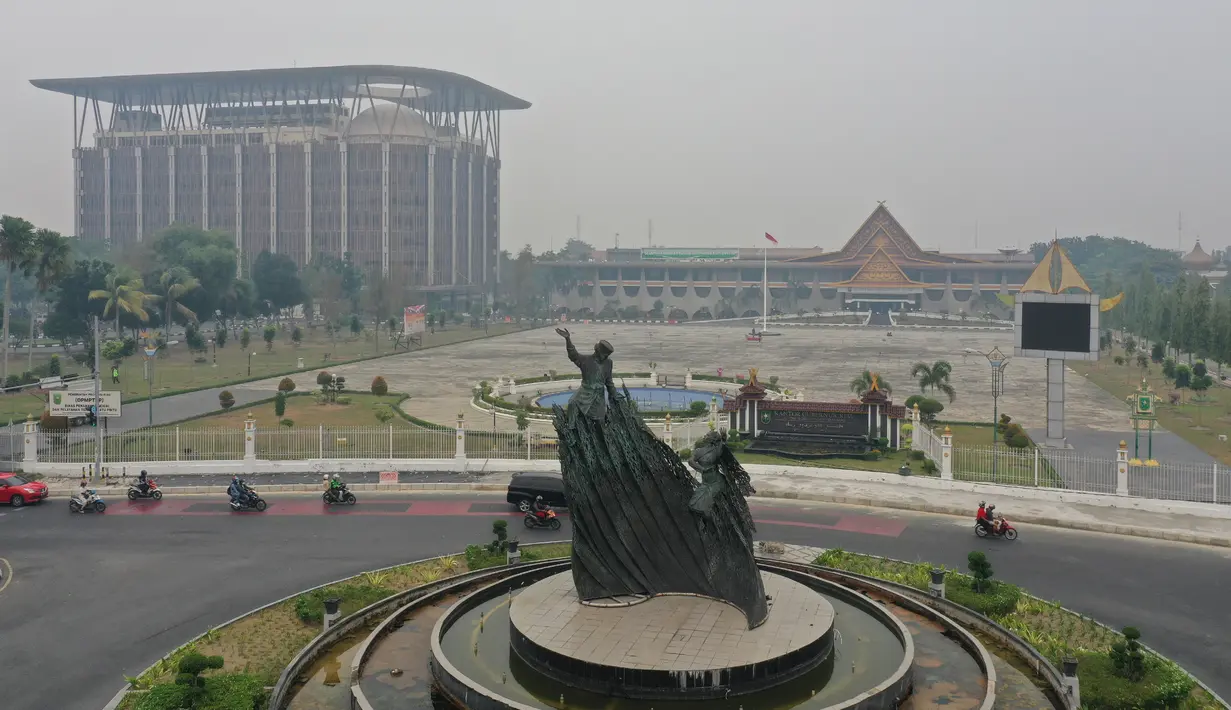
[[0, 217, 450, 375]]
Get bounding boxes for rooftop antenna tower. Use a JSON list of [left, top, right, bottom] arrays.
[[648, 219, 653, 247], [1178, 212, 1183, 250], [576, 215, 580, 241]]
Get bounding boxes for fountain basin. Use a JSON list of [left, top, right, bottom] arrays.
[[428, 562, 914, 710]]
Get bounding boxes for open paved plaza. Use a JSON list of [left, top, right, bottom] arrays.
[[226, 324, 1156, 452]]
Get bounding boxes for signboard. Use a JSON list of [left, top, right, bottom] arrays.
[[758, 408, 867, 438], [379, 471, 398, 483], [403, 305, 426, 334], [38, 376, 63, 390], [49, 390, 121, 417], [1014, 292, 1100, 361], [640, 248, 739, 261]]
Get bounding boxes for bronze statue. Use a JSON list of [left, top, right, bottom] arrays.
[[551, 333, 768, 628], [554, 328, 619, 420]]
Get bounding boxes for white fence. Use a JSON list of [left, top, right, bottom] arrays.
[[914, 424, 945, 465], [946, 442, 1227, 504]]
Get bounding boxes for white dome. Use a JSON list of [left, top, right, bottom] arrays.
[[346, 104, 435, 141]]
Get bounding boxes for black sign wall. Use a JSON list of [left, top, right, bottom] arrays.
[[758, 409, 868, 438]]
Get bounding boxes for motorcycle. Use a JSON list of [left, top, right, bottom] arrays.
[[69, 489, 107, 514], [127, 479, 163, 500], [524, 508, 562, 531], [323, 483, 357, 506], [229, 487, 268, 512], [975, 513, 1018, 541]]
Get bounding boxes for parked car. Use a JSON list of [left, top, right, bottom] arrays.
[[507, 472, 567, 512], [0, 473, 49, 508]]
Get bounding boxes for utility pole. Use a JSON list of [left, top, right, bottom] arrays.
[[93, 316, 102, 481], [648, 219, 653, 247]]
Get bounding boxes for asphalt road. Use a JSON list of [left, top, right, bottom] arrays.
[[0, 493, 1227, 710]]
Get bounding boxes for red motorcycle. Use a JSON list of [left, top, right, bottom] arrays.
[[524, 508, 562, 531], [975, 513, 1018, 541]]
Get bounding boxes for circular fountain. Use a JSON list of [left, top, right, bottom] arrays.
[[535, 387, 729, 413], [413, 561, 915, 710]]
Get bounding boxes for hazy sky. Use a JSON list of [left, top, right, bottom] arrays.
[[4, 0, 1230, 255]]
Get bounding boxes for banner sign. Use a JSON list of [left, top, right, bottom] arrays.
[[404, 305, 426, 334], [49, 390, 121, 417]]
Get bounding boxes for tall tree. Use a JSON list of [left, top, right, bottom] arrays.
[[910, 360, 956, 402], [27, 229, 71, 371], [148, 225, 238, 319], [0, 216, 37, 382], [88, 270, 152, 335], [151, 267, 202, 340], [217, 277, 256, 329], [849, 369, 892, 396], [44, 259, 113, 349], [252, 251, 306, 316]]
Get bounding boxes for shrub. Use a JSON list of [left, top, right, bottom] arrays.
[[277, 377, 296, 392], [1162, 357, 1176, 378], [1110, 626, 1146, 681], [39, 410, 70, 432], [917, 398, 945, 422], [922, 458, 938, 474], [946, 575, 1021, 617], [1074, 649, 1194, 710], [515, 409, 530, 432], [904, 394, 925, 410], [263, 324, 276, 351], [335, 396, 351, 405], [219, 390, 235, 409], [49, 355, 61, 376], [274, 391, 287, 417], [1193, 360, 1208, 379], [185, 325, 207, 353], [1136, 353, 1149, 370], [1150, 343, 1164, 363], [967, 550, 993, 591], [279, 418, 294, 427], [291, 326, 303, 346], [102, 340, 125, 361], [1006, 432, 1031, 448], [316, 371, 332, 388], [371, 375, 388, 395], [1174, 363, 1192, 388], [677, 448, 692, 460], [863, 449, 882, 461], [374, 404, 394, 424], [293, 580, 395, 624], [240, 327, 251, 350], [909, 449, 925, 461], [214, 327, 227, 348], [688, 400, 708, 415]]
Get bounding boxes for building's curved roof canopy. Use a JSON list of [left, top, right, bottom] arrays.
[[1182, 240, 1216, 269], [30, 65, 531, 111]]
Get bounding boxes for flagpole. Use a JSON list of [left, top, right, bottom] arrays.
[[762, 244, 769, 332]]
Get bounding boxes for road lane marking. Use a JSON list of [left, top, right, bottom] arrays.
[[0, 558, 12, 595]]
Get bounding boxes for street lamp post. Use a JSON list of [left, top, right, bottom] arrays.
[[248, 351, 255, 377], [209, 338, 216, 367], [984, 347, 1010, 480]]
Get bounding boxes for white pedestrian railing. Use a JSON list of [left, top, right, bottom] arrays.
[[915, 423, 944, 465]]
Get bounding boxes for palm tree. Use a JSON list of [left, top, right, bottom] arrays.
[[151, 268, 201, 341], [88, 271, 151, 336], [0, 215, 36, 382], [910, 360, 956, 403], [849, 369, 892, 397], [27, 229, 71, 372]]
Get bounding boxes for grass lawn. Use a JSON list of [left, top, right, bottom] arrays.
[[0, 322, 536, 422], [932, 422, 1063, 488], [180, 393, 409, 429], [1068, 347, 1231, 466]]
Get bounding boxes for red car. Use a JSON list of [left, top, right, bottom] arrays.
[[0, 473, 49, 507]]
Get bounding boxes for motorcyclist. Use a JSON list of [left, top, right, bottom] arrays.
[[976, 501, 993, 533], [327, 474, 344, 502], [137, 470, 150, 496], [988, 505, 1002, 534], [533, 495, 550, 520], [228, 476, 249, 506]]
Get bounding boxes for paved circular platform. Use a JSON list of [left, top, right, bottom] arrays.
[[508, 570, 835, 699]]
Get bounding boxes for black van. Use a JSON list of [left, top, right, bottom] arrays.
[[507, 472, 567, 511]]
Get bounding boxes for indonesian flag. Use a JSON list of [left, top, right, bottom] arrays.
[[764, 232, 778, 245]]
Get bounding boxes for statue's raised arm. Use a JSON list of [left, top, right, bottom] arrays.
[[556, 327, 581, 365]]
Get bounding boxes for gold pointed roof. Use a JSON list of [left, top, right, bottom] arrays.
[[787, 203, 988, 265], [834, 246, 922, 286], [1182, 239, 1216, 269], [1020, 240, 1091, 294]]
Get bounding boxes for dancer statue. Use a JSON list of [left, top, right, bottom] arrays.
[[551, 329, 768, 628]]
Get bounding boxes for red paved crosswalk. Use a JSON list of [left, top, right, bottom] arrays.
[[99, 497, 907, 537]]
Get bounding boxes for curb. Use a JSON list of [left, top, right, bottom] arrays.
[[41, 482, 1231, 548]]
